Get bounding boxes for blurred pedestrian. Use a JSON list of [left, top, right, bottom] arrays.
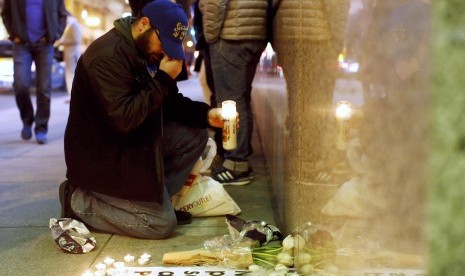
[[199, 0, 268, 185], [1, 0, 67, 144], [54, 11, 82, 101], [60, 0, 225, 239]]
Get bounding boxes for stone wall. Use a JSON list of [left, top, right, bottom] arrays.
[[252, 0, 437, 273]]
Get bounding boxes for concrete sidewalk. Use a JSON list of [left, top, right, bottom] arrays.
[[0, 77, 276, 275]]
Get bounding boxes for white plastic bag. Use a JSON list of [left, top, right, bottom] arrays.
[[172, 175, 241, 217], [171, 138, 241, 217]]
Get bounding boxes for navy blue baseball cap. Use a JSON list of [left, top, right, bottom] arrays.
[[141, 0, 188, 60]]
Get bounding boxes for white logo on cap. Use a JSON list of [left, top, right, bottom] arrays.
[[173, 22, 188, 41]]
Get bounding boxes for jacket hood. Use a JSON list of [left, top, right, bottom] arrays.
[[114, 16, 135, 42]]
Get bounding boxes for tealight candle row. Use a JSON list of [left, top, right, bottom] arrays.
[[82, 253, 152, 276], [95, 263, 106, 271], [123, 254, 135, 263], [94, 271, 105, 276], [104, 257, 115, 266], [138, 253, 151, 265]]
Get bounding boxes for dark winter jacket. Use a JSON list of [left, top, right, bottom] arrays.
[[1, 0, 67, 43], [64, 17, 210, 203]]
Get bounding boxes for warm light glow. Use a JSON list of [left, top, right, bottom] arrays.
[[81, 271, 93, 276], [122, 12, 132, 18], [0, 58, 14, 76], [137, 257, 149, 265], [335, 101, 352, 120], [264, 42, 274, 55], [140, 253, 151, 259], [95, 263, 106, 271], [222, 100, 236, 119], [186, 40, 194, 48], [124, 254, 135, 262], [222, 100, 237, 150], [113, 261, 125, 269], [81, 10, 88, 19], [104, 257, 115, 266], [85, 16, 101, 28]]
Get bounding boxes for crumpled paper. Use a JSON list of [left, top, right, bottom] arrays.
[[49, 218, 97, 254]]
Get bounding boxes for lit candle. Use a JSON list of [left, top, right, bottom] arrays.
[[124, 254, 135, 263], [137, 257, 149, 265], [335, 100, 352, 150], [104, 257, 115, 266], [94, 271, 105, 276], [95, 263, 106, 271], [81, 271, 93, 276], [140, 253, 151, 260], [221, 100, 237, 150], [113, 261, 125, 270]]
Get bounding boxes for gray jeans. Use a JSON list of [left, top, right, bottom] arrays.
[[70, 122, 208, 239], [209, 39, 265, 162]]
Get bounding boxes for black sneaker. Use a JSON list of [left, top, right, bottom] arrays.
[[59, 180, 77, 219], [211, 166, 253, 186], [35, 132, 47, 144], [21, 125, 32, 140], [175, 211, 192, 225]]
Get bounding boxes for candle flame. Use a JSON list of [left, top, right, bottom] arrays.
[[222, 100, 236, 119], [335, 101, 352, 120]]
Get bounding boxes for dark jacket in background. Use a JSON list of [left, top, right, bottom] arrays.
[[1, 0, 67, 43], [65, 17, 210, 203]]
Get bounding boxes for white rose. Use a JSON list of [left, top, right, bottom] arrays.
[[299, 264, 315, 276], [282, 235, 294, 251], [274, 263, 288, 271], [295, 252, 312, 266], [293, 234, 306, 252], [277, 252, 294, 267], [248, 264, 265, 272]]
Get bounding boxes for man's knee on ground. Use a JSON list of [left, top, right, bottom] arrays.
[[144, 217, 177, 239]]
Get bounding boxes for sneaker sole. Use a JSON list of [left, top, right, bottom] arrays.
[[21, 135, 32, 140], [221, 176, 253, 186], [212, 165, 254, 186]]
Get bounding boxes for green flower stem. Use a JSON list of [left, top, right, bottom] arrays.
[[252, 252, 279, 258], [253, 246, 283, 253], [254, 257, 277, 268]]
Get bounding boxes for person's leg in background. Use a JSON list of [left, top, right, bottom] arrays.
[[202, 45, 224, 165], [209, 39, 265, 185], [12, 43, 34, 140], [64, 46, 80, 99], [32, 42, 54, 144]]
